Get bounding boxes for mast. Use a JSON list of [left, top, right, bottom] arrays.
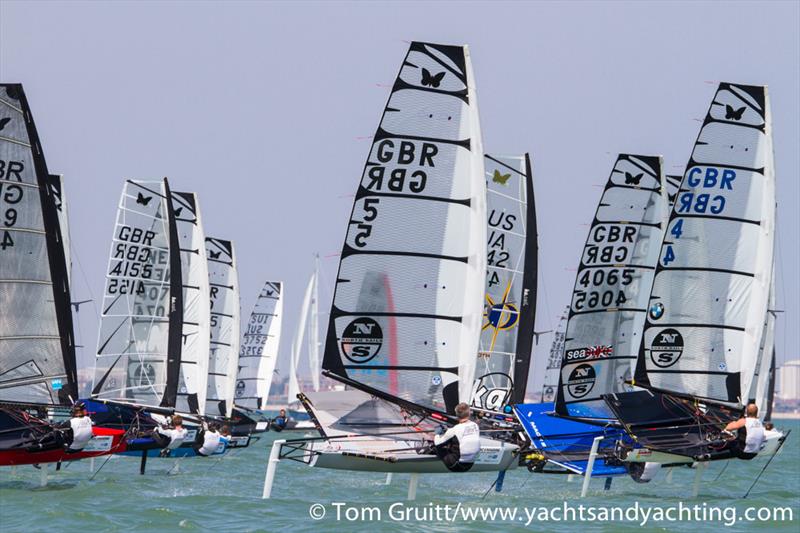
[[555, 154, 667, 420], [633, 83, 775, 407], [472, 153, 537, 410], [320, 41, 486, 416], [0, 84, 77, 405]]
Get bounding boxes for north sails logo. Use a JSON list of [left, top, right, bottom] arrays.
[[566, 364, 596, 399], [650, 328, 684, 368], [341, 317, 383, 364]]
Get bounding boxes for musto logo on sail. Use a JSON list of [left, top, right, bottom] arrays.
[[566, 364, 596, 399], [341, 317, 383, 363], [650, 328, 684, 368]]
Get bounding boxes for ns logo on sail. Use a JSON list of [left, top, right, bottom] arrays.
[[341, 317, 383, 364]]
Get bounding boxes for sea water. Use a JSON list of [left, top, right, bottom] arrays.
[[1, 420, 798, 532]]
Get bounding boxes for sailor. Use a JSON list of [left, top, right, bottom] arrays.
[[432, 402, 480, 472], [723, 403, 765, 460], [195, 422, 222, 457], [65, 402, 94, 453], [153, 415, 188, 457], [270, 409, 288, 432]]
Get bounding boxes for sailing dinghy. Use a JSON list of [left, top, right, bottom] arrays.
[[604, 82, 785, 462], [264, 42, 518, 484], [514, 154, 679, 478], [0, 83, 126, 466]]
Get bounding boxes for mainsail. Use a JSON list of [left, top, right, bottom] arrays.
[[320, 41, 486, 415], [751, 270, 776, 417], [93, 179, 182, 409], [633, 83, 775, 407], [236, 281, 282, 410], [541, 306, 569, 403], [473, 153, 537, 410], [556, 154, 668, 420], [0, 84, 77, 405], [205, 237, 240, 418], [171, 191, 211, 415]]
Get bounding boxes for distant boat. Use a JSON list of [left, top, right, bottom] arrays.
[[0, 83, 126, 466], [540, 307, 568, 403]]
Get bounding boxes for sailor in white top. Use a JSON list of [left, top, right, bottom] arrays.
[[432, 402, 480, 472], [155, 415, 189, 456], [724, 403, 765, 460], [66, 403, 94, 452], [196, 422, 223, 457]]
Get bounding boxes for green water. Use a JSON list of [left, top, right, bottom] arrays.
[[1, 422, 799, 532]]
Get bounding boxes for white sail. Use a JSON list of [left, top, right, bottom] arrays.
[[0, 84, 77, 405], [541, 306, 569, 403], [636, 83, 775, 406], [288, 274, 314, 402], [93, 179, 178, 408], [205, 237, 240, 418], [473, 153, 537, 411], [309, 255, 321, 392], [556, 155, 668, 419], [170, 192, 211, 415], [236, 281, 283, 410], [321, 42, 486, 415]]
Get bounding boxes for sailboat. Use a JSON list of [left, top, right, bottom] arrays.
[[90, 179, 217, 459], [514, 154, 676, 478], [0, 83, 126, 466], [235, 280, 283, 419], [605, 82, 785, 462], [472, 154, 537, 414], [265, 42, 518, 479]]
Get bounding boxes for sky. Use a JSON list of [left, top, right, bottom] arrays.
[[1, 0, 798, 397]]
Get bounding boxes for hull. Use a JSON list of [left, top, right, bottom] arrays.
[[308, 437, 518, 474], [0, 427, 127, 467]]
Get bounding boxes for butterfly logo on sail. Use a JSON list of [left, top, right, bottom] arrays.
[[725, 104, 746, 121], [0, 117, 11, 131], [624, 172, 643, 185], [174, 207, 183, 217], [421, 68, 446, 88], [136, 193, 153, 206], [209, 250, 222, 260], [492, 170, 511, 185]]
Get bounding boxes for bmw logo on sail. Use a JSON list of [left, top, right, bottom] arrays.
[[341, 317, 383, 363]]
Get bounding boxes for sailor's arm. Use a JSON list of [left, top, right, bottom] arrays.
[[434, 425, 458, 445], [725, 418, 746, 431]]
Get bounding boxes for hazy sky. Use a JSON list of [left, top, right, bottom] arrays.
[[2, 1, 798, 396]]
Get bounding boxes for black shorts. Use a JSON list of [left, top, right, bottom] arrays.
[[434, 439, 475, 472]]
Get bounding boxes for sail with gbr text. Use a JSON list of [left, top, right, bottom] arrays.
[[205, 237, 240, 418], [93, 179, 182, 409], [633, 83, 775, 406], [0, 84, 77, 406], [556, 154, 668, 420], [321, 41, 486, 415], [473, 153, 537, 411], [236, 281, 282, 410]]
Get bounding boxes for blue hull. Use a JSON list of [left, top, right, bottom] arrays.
[[514, 402, 629, 476]]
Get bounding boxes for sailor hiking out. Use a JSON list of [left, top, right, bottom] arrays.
[[431, 402, 480, 472], [722, 403, 766, 460], [195, 422, 222, 457], [152, 415, 189, 457]]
